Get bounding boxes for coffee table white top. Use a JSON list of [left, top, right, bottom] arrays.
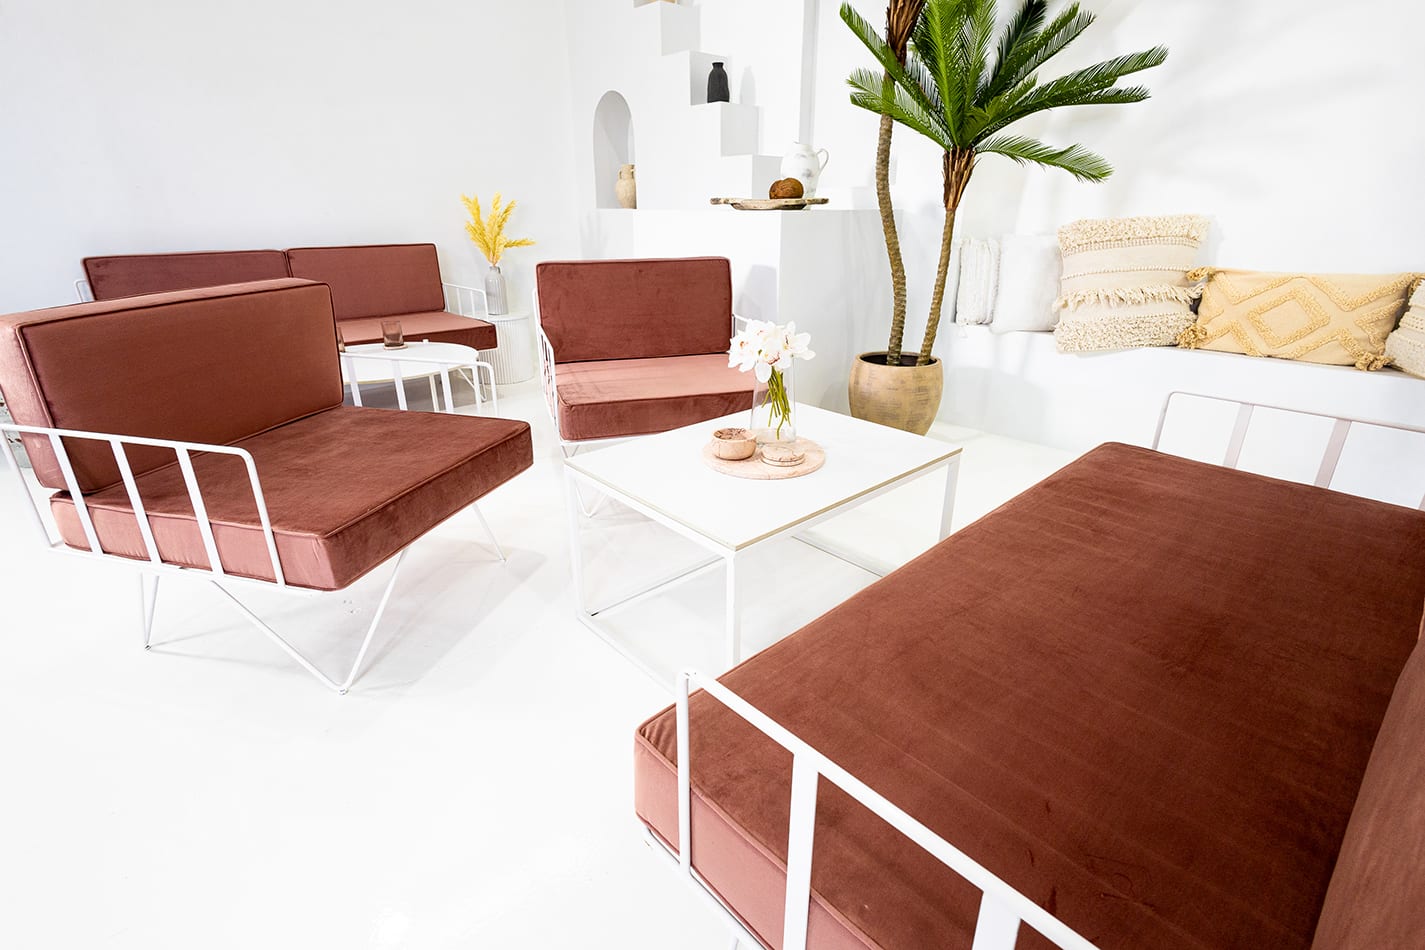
[[339, 341, 482, 385], [565, 404, 961, 551]]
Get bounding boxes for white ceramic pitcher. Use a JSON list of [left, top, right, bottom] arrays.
[[780, 142, 830, 198]]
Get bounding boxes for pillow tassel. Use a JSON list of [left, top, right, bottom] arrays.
[[1177, 324, 1209, 349], [1185, 266, 1219, 282], [1354, 353, 1393, 372]]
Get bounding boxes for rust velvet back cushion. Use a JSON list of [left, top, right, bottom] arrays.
[[82, 250, 290, 300], [536, 257, 733, 363], [1179, 269, 1420, 369], [286, 244, 447, 321], [0, 279, 342, 494]]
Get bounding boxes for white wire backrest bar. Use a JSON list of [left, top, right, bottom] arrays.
[[1152, 391, 1425, 510], [675, 671, 1099, 950], [441, 281, 489, 318], [0, 421, 287, 586]]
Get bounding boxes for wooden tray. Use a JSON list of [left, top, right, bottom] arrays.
[[701, 438, 826, 479], [710, 197, 829, 211]]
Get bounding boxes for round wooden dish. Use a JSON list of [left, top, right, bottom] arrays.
[[709, 197, 830, 211], [701, 438, 826, 479]]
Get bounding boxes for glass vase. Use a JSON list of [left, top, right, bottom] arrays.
[[749, 363, 796, 444], [484, 264, 509, 315]]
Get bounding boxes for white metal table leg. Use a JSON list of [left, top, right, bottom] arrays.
[[565, 472, 589, 616], [940, 455, 961, 541], [725, 551, 742, 668]]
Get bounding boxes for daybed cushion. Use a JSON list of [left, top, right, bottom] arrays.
[[286, 243, 448, 321], [635, 443, 1425, 950], [553, 354, 751, 442], [336, 311, 497, 351], [0, 279, 341, 494], [82, 250, 291, 300], [1310, 642, 1425, 949], [50, 407, 532, 591], [536, 257, 733, 363]]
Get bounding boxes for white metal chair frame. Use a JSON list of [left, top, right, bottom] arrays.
[[655, 392, 1425, 950], [0, 420, 505, 695]]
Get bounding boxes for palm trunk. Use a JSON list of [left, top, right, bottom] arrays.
[[918, 148, 975, 366], [877, 104, 909, 366]]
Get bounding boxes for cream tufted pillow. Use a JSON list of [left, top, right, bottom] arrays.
[[1179, 269, 1420, 370], [1384, 282, 1425, 378], [1053, 214, 1210, 353]]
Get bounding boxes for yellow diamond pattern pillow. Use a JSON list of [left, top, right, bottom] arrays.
[[1179, 269, 1421, 370]]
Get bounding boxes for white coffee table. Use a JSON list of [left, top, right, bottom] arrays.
[[340, 341, 498, 415], [563, 404, 961, 678]]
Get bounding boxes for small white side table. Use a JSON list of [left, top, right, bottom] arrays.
[[340, 342, 497, 415], [480, 310, 535, 384]]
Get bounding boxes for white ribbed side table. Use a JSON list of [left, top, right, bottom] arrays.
[[480, 310, 535, 384]]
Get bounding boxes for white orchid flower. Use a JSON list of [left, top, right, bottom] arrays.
[[727, 320, 814, 376]]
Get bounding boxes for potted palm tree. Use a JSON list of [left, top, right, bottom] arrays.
[[842, 0, 1168, 434]]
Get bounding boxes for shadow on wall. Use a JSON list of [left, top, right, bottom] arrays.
[[737, 264, 778, 324]]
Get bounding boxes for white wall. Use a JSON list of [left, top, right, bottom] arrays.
[[817, 0, 1425, 336], [0, 0, 580, 313]]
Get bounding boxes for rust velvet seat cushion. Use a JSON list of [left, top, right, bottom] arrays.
[[83, 251, 291, 300], [50, 407, 532, 591], [336, 312, 496, 351], [635, 444, 1425, 950], [553, 355, 751, 442]]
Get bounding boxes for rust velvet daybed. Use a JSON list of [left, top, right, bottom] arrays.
[[634, 441, 1425, 949]]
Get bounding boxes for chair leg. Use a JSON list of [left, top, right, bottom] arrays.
[[139, 573, 161, 649], [207, 549, 409, 694], [472, 503, 507, 563]]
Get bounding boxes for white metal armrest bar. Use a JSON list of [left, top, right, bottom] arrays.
[[441, 281, 488, 318], [0, 420, 286, 586], [74, 277, 94, 302], [1153, 391, 1425, 509], [674, 671, 1098, 950]]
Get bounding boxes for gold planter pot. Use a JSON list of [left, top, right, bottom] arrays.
[[847, 352, 943, 435]]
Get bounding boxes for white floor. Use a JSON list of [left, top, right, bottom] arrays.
[[0, 381, 1075, 950]]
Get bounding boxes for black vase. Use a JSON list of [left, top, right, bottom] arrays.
[[707, 62, 730, 103]]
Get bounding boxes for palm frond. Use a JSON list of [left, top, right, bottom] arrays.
[[843, 4, 945, 128], [913, 0, 971, 145], [960, 0, 998, 105], [849, 70, 953, 150], [983, 0, 1047, 101], [993, 46, 1167, 125], [987, 3, 1095, 96], [977, 134, 1112, 181]]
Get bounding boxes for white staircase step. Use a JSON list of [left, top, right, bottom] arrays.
[[630, 1, 701, 56], [687, 102, 760, 156]]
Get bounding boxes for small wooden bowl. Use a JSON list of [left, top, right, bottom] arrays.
[[761, 442, 806, 467], [711, 427, 757, 461]]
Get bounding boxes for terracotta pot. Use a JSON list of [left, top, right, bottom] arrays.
[[847, 352, 943, 435]]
